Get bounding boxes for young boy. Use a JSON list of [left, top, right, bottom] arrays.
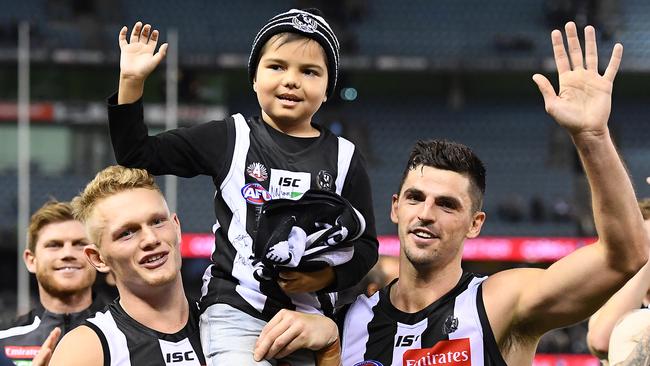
[[107, 8, 378, 364]]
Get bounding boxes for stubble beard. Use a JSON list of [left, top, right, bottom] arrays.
[[36, 269, 94, 299], [403, 243, 440, 271]]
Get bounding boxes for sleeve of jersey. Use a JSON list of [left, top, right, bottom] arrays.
[[107, 92, 233, 179], [329, 151, 379, 291]]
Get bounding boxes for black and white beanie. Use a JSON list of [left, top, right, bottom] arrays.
[[248, 8, 340, 98]]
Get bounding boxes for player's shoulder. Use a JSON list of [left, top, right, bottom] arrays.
[[483, 268, 542, 296], [1, 308, 40, 329], [205, 114, 238, 127], [351, 292, 377, 310], [613, 308, 650, 335], [49, 325, 103, 366], [342, 285, 386, 321], [482, 267, 543, 310], [608, 309, 650, 365]]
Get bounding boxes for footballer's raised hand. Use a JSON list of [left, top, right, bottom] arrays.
[[533, 22, 622, 138]]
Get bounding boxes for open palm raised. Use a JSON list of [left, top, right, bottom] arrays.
[[533, 22, 623, 137], [119, 22, 168, 82]]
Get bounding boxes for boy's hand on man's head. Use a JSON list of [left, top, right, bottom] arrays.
[[532, 22, 622, 138], [278, 267, 335, 293]]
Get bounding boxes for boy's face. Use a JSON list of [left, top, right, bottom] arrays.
[[24, 220, 96, 298], [85, 188, 183, 293], [254, 37, 328, 130]]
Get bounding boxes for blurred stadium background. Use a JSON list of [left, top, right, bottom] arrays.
[[0, 0, 648, 363]]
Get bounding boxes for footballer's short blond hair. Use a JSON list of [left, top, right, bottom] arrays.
[[27, 200, 75, 253], [72, 166, 160, 245]]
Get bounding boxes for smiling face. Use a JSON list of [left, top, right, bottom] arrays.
[[253, 33, 328, 133], [391, 165, 486, 271], [85, 188, 183, 295], [24, 220, 96, 299]]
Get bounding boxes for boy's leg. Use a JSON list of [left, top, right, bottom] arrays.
[[199, 303, 317, 366], [200, 303, 271, 366]]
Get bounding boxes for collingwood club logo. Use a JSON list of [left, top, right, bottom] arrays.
[[317, 170, 334, 191], [292, 13, 318, 33], [442, 314, 459, 335]]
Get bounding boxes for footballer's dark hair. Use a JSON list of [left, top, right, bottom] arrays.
[[398, 139, 486, 212]]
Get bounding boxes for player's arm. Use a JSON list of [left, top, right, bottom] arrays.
[[484, 22, 648, 340], [48, 325, 103, 366], [117, 22, 168, 104], [588, 261, 650, 359]]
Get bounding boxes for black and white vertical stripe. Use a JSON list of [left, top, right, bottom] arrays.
[[85, 302, 205, 366], [201, 113, 356, 320], [341, 273, 508, 366]]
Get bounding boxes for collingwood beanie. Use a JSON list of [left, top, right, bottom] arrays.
[[248, 8, 340, 98]]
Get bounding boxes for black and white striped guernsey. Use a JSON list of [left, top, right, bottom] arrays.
[[0, 299, 105, 365], [340, 273, 507, 366], [198, 114, 376, 320], [83, 300, 205, 366], [108, 96, 378, 322]]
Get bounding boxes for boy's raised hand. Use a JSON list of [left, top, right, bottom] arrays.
[[117, 22, 168, 104], [532, 22, 622, 137], [119, 22, 167, 81]]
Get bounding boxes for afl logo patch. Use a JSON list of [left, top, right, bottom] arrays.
[[241, 183, 272, 205], [317, 170, 334, 191], [353, 361, 383, 366]]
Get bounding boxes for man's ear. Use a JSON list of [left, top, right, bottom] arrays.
[[466, 211, 486, 239], [390, 194, 399, 225], [253, 79, 257, 93], [84, 245, 111, 274], [171, 213, 182, 243], [23, 249, 36, 274]]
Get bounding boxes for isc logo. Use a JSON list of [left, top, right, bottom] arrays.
[[395, 334, 420, 347], [241, 183, 272, 205], [269, 169, 311, 200], [278, 177, 301, 187], [165, 351, 195, 363]]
